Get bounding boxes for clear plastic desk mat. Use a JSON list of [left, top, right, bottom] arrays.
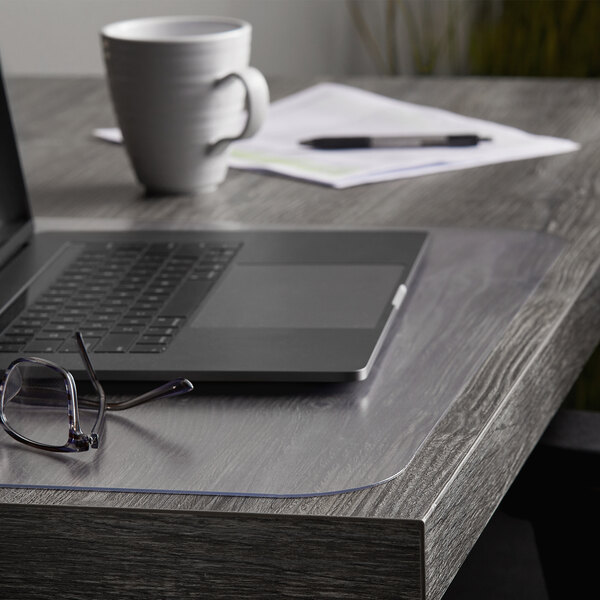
[[0, 228, 563, 497]]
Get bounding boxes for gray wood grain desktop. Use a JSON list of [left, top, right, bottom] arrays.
[[1, 76, 599, 599]]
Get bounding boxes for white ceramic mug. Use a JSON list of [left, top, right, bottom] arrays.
[[101, 16, 269, 194]]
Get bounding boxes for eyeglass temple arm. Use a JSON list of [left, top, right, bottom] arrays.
[[75, 332, 106, 445], [105, 378, 194, 411], [74, 333, 194, 412]]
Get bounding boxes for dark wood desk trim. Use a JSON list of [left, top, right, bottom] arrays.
[[1, 76, 599, 599], [1, 503, 423, 599]]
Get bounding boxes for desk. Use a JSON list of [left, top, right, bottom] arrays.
[[1, 76, 599, 599]]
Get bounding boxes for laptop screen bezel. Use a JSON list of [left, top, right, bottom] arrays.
[[0, 55, 34, 268]]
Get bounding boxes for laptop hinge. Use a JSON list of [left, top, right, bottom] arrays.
[[0, 221, 33, 270]]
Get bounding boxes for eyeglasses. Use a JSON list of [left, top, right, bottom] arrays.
[[0, 332, 193, 453]]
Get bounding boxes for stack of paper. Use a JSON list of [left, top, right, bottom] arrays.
[[229, 82, 579, 188]]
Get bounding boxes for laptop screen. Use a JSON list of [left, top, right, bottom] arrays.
[[0, 59, 33, 254]]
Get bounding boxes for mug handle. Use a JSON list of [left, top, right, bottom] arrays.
[[207, 66, 270, 155]]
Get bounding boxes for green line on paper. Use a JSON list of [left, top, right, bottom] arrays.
[[230, 149, 359, 176]]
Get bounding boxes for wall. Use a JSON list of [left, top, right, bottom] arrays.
[[0, 0, 374, 77]]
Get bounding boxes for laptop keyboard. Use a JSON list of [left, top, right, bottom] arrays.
[[0, 241, 240, 354]]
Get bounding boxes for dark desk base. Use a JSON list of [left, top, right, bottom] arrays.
[[503, 409, 600, 599], [445, 409, 600, 600]]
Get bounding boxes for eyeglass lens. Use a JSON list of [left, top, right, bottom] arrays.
[[3, 362, 83, 447]]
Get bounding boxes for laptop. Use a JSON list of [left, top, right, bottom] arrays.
[[0, 62, 427, 382]]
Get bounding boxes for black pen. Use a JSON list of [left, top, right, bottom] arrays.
[[299, 134, 492, 149]]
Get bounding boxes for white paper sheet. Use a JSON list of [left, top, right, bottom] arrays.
[[95, 82, 579, 188], [229, 82, 579, 188]]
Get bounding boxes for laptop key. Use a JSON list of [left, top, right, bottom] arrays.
[[50, 315, 81, 324], [0, 335, 29, 345], [153, 317, 184, 328], [132, 301, 164, 311], [94, 306, 126, 316], [36, 331, 70, 340], [159, 281, 213, 318], [82, 321, 112, 331], [0, 343, 23, 352], [94, 314, 120, 324], [118, 317, 147, 327], [139, 335, 171, 345], [59, 336, 100, 353], [43, 323, 75, 332], [130, 344, 167, 353], [4, 327, 36, 337], [94, 333, 139, 353], [146, 326, 176, 336], [24, 340, 63, 353], [80, 328, 109, 338], [15, 319, 46, 327], [123, 310, 154, 319], [174, 243, 206, 258], [111, 325, 143, 334], [190, 270, 219, 281]]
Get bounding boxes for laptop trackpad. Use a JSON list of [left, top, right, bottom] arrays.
[[191, 264, 404, 330]]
